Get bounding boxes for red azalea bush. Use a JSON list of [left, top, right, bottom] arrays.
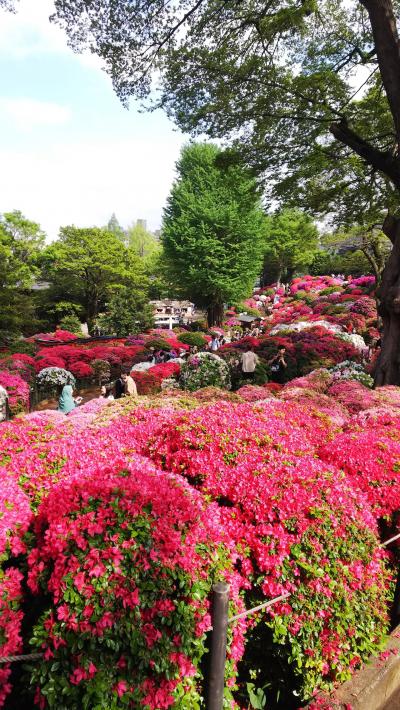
[[236, 384, 275, 402], [27, 460, 243, 709], [68, 361, 94, 379], [131, 370, 160, 395], [0, 477, 32, 708], [53, 330, 78, 342], [34, 356, 66, 373], [131, 363, 181, 395], [327, 380, 377, 414], [349, 296, 377, 318]]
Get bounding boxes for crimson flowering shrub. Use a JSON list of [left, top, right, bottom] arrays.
[[27, 460, 243, 709], [68, 360, 94, 379], [53, 330, 78, 342], [34, 356, 67, 373], [0, 477, 32, 708], [131, 370, 160, 395], [349, 296, 377, 319], [327, 380, 377, 414], [131, 362, 182, 395], [290, 327, 360, 373]]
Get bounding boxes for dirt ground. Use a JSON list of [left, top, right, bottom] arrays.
[[34, 384, 101, 411]]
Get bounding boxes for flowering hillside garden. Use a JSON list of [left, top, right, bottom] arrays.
[[1, 274, 399, 709]]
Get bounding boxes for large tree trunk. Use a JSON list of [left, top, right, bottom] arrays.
[[207, 301, 224, 327], [374, 216, 400, 385], [360, 0, 400, 151]]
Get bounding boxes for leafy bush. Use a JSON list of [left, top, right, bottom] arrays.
[[180, 353, 231, 391], [177, 332, 208, 348], [28, 461, 241, 709], [7, 340, 37, 356]]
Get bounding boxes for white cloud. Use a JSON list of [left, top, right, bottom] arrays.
[[0, 0, 105, 70], [0, 97, 71, 129], [0, 132, 185, 239]]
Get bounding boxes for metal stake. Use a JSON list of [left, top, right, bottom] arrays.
[[206, 582, 230, 710]]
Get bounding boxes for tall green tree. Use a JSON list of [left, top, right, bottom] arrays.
[[128, 222, 160, 260], [0, 211, 45, 336], [41, 227, 148, 331], [107, 213, 126, 243], [50, 0, 400, 384], [262, 209, 319, 285], [162, 143, 265, 326]]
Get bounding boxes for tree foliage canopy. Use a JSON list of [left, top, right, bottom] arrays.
[[262, 209, 319, 284], [0, 211, 45, 335], [51, 0, 400, 227], [40, 226, 148, 330], [162, 142, 265, 324]]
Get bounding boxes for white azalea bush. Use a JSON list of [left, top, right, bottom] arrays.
[[180, 352, 231, 391], [330, 361, 373, 388], [337, 332, 367, 352], [270, 320, 343, 336], [36, 367, 76, 389]]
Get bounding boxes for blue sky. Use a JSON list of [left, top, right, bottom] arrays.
[[0, 0, 188, 240]]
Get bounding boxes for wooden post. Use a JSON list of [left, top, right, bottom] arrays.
[[391, 565, 400, 628], [207, 582, 230, 710]]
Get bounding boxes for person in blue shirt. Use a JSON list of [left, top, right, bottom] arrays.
[[57, 384, 81, 414]]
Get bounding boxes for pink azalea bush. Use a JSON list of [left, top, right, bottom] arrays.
[[138, 400, 390, 698], [27, 459, 243, 709], [0, 370, 30, 414], [0, 477, 32, 707]]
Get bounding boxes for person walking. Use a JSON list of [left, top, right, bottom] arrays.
[[268, 347, 287, 384], [241, 346, 259, 380]]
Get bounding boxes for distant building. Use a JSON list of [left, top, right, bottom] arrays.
[[150, 299, 195, 329], [136, 219, 147, 231], [30, 281, 51, 291]]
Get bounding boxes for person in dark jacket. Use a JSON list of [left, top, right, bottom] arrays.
[[115, 374, 125, 399]]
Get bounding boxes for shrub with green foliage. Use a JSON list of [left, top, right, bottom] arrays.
[[177, 332, 208, 348]]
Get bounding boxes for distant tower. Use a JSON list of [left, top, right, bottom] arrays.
[[137, 219, 147, 231]]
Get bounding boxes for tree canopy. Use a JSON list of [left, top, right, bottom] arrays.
[[262, 209, 319, 285], [40, 226, 148, 331], [51, 0, 400, 227], [0, 211, 45, 336], [162, 142, 265, 325]]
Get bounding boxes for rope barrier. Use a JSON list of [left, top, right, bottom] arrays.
[[2, 534, 400, 664], [380, 532, 400, 547], [0, 652, 43, 665], [228, 593, 291, 623]]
